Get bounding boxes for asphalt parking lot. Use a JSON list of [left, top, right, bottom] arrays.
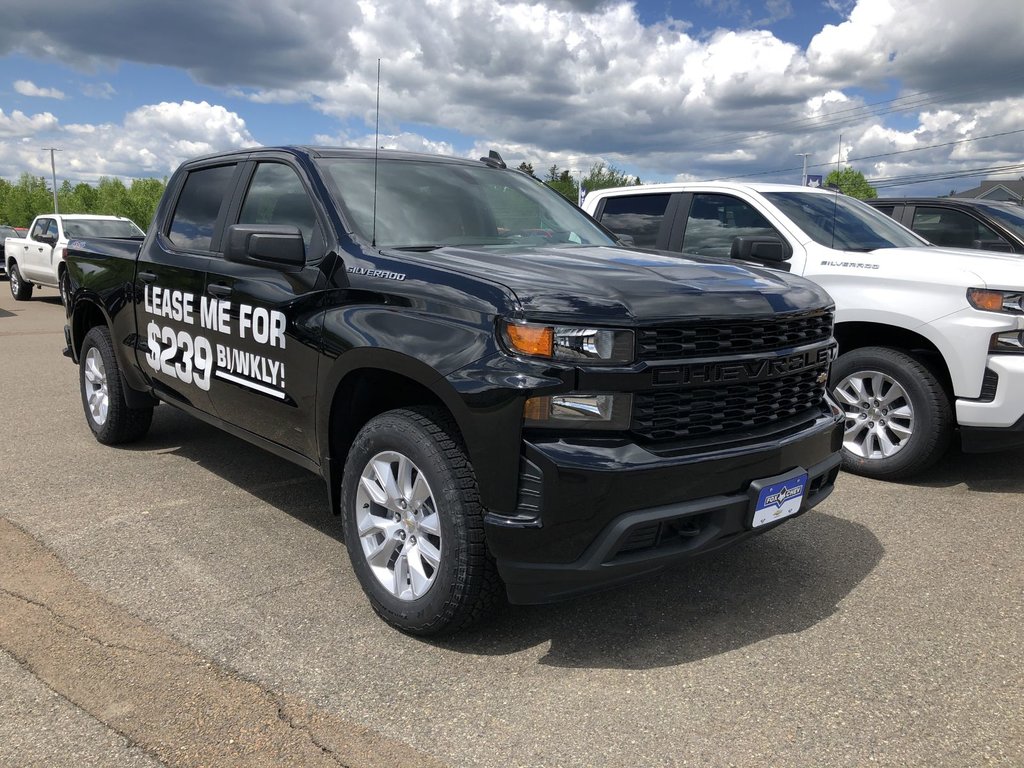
[[1, 284, 1021, 768]]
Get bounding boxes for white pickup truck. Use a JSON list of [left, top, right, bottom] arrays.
[[584, 182, 1024, 479], [5, 214, 143, 304]]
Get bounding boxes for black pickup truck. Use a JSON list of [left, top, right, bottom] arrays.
[[65, 146, 843, 635]]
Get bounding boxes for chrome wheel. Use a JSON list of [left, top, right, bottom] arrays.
[[833, 369, 914, 460], [83, 346, 110, 426], [355, 450, 442, 601], [9, 267, 19, 296]]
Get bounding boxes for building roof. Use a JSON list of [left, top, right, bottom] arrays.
[[951, 180, 1024, 202]]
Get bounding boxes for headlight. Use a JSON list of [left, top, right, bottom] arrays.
[[501, 321, 635, 364], [524, 393, 633, 430], [967, 288, 1024, 314]]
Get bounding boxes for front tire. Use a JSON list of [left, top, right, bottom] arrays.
[[830, 346, 952, 480], [79, 326, 153, 444], [9, 262, 32, 300], [341, 407, 502, 635]]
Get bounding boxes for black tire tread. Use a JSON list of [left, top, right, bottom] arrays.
[[342, 406, 503, 636], [832, 346, 952, 480], [80, 326, 153, 445], [9, 262, 33, 300]]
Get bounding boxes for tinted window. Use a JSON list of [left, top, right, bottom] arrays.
[[317, 158, 614, 249], [598, 194, 671, 248], [31, 219, 51, 239], [239, 163, 319, 247], [0, 226, 17, 239], [978, 203, 1024, 241], [911, 207, 1005, 249], [681, 194, 777, 258], [63, 219, 145, 238], [168, 164, 236, 251]]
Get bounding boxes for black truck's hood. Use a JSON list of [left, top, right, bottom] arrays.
[[386, 244, 831, 322]]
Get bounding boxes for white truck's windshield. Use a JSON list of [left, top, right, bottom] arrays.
[[318, 157, 615, 249], [765, 191, 926, 251]]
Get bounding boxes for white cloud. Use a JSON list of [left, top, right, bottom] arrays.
[[81, 82, 116, 99], [0, 108, 59, 137], [13, 79, 65, 99], [0, 100, 258, 182], [0, 0, 1022, 194]]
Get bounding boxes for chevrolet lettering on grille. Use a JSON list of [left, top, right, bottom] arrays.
[[652, 347, 833, 387]]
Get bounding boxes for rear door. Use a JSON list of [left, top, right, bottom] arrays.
[[136, 161, 242, 414], [203, 158, 327, 458]]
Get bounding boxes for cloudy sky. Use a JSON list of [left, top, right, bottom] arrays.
[[1, 0, 1023, 195]]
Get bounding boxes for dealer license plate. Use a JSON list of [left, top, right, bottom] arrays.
[[749, 470, 809, 528]]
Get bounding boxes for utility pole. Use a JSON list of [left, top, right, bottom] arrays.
[[42, 147, 62, 213], [795, 153, 811, 186]]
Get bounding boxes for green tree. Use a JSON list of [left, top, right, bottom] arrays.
[[825, 167, 877, 199], [581, 163, 638, 193], [124, 177, 167, 228], [3, 174, 53, 227], [516, 161, 536, 178]]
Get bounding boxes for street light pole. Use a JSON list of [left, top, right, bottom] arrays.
[[42, 147, 62, 213], [795, 153, 811, 186]]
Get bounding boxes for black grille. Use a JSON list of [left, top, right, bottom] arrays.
[[637, 311, 833, 361], [633, 367, 827, 443]]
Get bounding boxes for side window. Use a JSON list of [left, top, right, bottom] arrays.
[[31, 219, 51, 239], [598, 194, 671, 248], [238, 163, 319, 247], [681, 194, 777, 258], [168, 164, 237, 251], [46, 220, 59, 239], [871, 204, 896, 217], [911, 206, 1007, 249]]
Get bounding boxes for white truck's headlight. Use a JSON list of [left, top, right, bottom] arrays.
[[502, 321, 635, 365], [968, 288, 1024, 314]]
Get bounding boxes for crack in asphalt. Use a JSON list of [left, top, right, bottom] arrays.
[[0, 516, 447, 768]]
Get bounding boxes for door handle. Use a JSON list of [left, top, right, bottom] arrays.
[[138, 271, 158, 283], [207, 283, 232, 297]]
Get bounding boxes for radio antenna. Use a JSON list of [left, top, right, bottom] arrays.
[[371, 58, 381, 248]]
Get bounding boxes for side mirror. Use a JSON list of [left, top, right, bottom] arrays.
[[973, 239, 1014, 253], [37, 233, 57, 246], [615, 233, 636, 247], [730, 235, 792, 264], [225, 224, 305, 268]]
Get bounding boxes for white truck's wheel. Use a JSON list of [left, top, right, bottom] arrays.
[[831, 346, 952, 480]]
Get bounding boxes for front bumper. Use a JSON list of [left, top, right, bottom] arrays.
[[487, 411, 843, 605], [956, 355, 1024, 450]]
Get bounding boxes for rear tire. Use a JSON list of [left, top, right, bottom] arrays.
[[59, 268, 71, 307], [341, 407, 503, 635], [80, 326, 153, 445], [9, 262, 32, 300], [830, 346, 952, 480]]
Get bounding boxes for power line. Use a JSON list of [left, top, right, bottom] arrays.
[[712, 127, 1024, 182], [681, 74, 1024, 153]]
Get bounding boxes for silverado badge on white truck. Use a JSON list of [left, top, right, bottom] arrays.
[[584, 182, 1024, 480]]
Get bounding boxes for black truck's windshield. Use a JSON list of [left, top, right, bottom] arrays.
[[765, 191, 926, 251], [317, 157, 615, 249]]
